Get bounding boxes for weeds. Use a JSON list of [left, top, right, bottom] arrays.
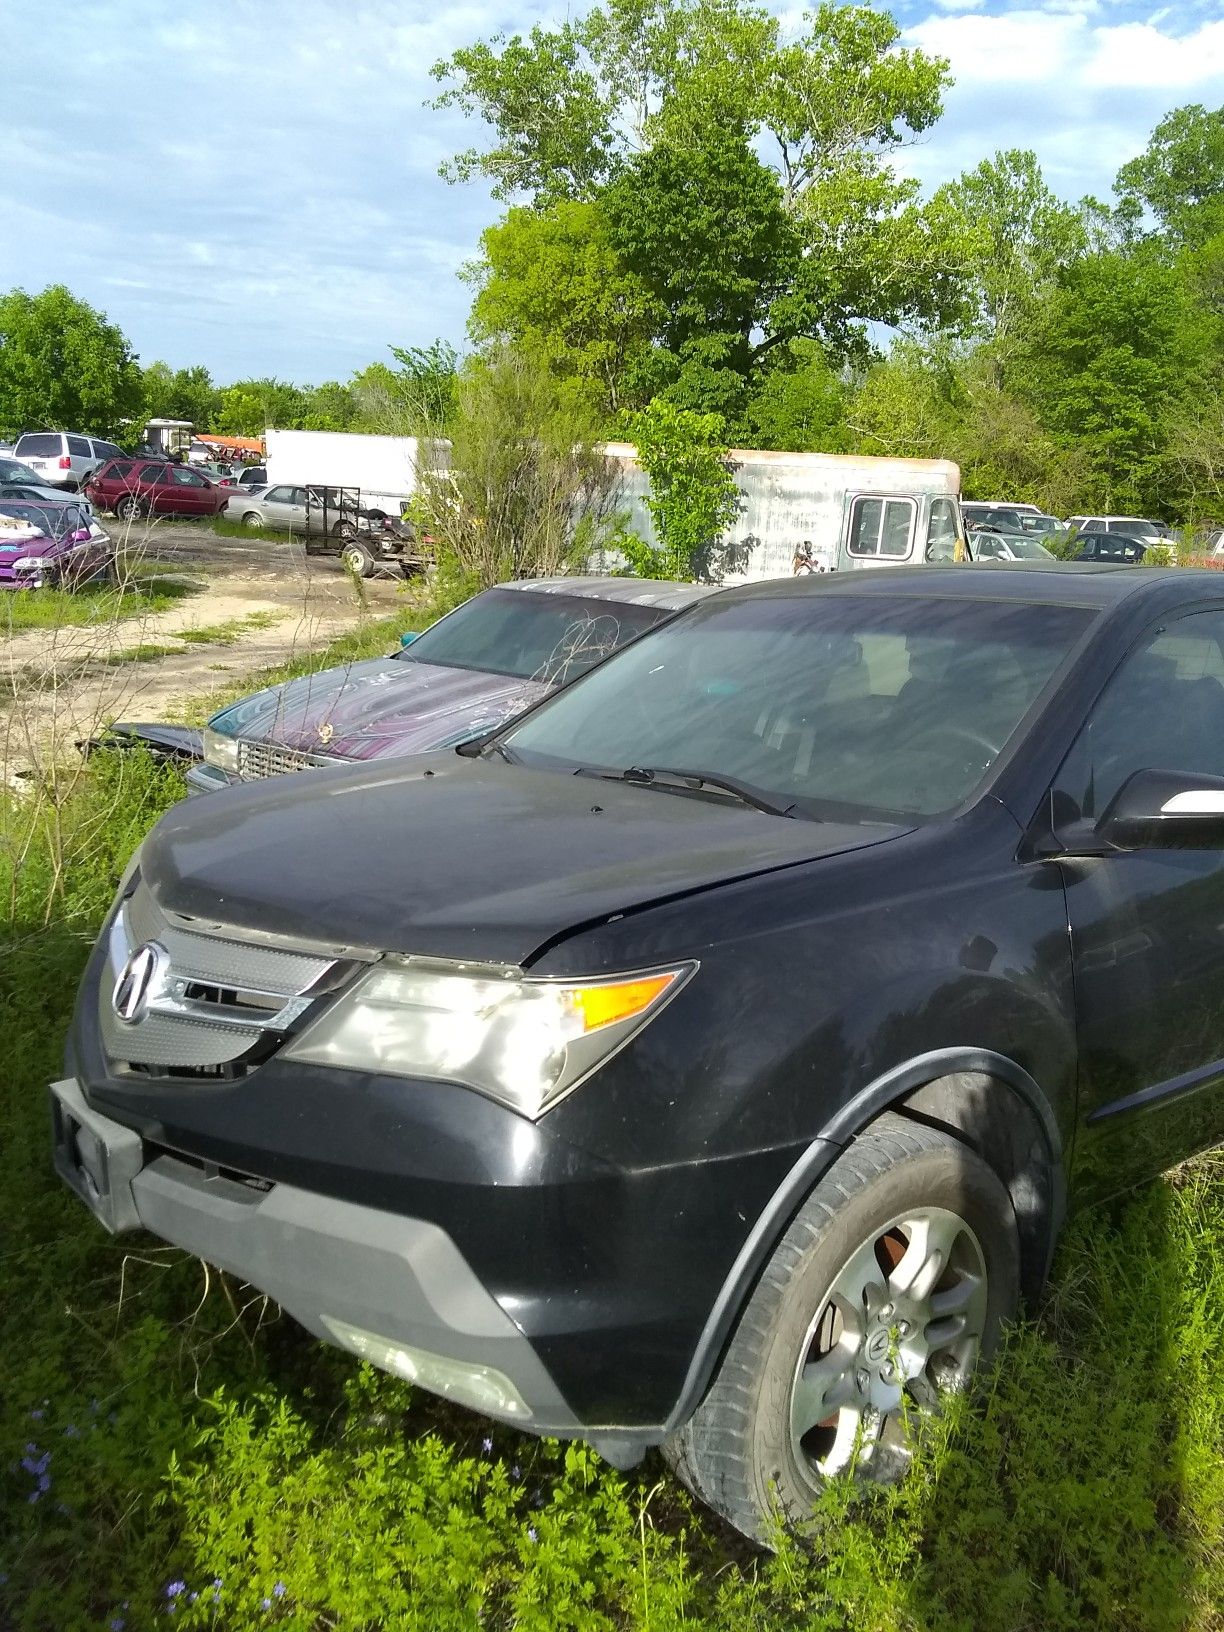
[[0, 576, 198, 633]]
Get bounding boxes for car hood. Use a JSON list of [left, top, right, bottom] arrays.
[[139, 753, 910, 965], [0, 530, 57, 557], [210, 656, 551, 760]]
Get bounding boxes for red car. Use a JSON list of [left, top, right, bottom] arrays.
[[85, 460, 229, 521]]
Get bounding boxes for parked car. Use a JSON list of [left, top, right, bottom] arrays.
[[1067, 515, 1172, 543], [53, 562, 1224, 1541], [961, 503, 1032, 533], [218, 466, 267, 489], [1074, 534, 1149, 563], [0, 498, 113, 588], [223, 484, 423, 577], [0, 456, 98, 512], [967, 531, 1056, 562], [85, 460, 229, 520], [12, 432, 126, 491], [187, 577, 716, 793]]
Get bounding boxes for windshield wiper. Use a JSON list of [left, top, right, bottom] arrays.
[[578, 764, 798, 819]]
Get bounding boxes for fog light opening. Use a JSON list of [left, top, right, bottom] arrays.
[[320, 1316, 531, 1421]]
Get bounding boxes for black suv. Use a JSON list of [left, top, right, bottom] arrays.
[[51, 566, 1224, 1541]]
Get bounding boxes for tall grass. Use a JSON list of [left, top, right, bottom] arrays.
[[2, 634, 1223, 1628]]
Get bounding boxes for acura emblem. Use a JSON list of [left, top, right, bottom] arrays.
[[317, 721, 334, 745], [112, 941, 168, 1024]]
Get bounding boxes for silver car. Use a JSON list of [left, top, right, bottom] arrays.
[[225, 484, 364, 539]]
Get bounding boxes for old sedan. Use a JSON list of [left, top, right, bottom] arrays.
[[0, 498, 113, 588], [187, 576, 714, 792], [54, 564, 1224, 1544]]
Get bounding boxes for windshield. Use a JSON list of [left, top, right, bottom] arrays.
[[397, 587, 671, 683], [1000, 535, 1055, 560], [0, 460, 42, 484], [504, 591, 1092, 822], [0, 502, 78, 537]]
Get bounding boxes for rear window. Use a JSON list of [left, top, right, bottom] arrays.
[[398, 588, 671, 683], [15, 434, 62, 458]]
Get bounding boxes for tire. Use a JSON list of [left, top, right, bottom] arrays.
[[242, 511, 265, 529], [115, 495, 142, 523], [665, 1111, 1019, 1544], [340, 541, 375, 578], [332, 518, 359, 541]]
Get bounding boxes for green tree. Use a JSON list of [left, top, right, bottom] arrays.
[[626, 397, 743, 580], [470, 203, 661, 420], [1116, 103, 1224, 250], [299, 381, 357, 432], [215, 378, 309, 436], [436, 0, 965, 403], [934, 150, 1087, 355], [411, 344, 620, 589], [0, 284, 140, 439], [140, 361, 220, 429], [739, 341, 849, 451], [601, 128, 798, 419], [1013, 250, 1206, 513]]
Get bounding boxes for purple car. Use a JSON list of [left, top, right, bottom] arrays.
[[0, 499, 114, 589], [187, 576, 716, 793]]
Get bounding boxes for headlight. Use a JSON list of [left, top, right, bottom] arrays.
[[11, 556, 42, 570], [283, 957, 694, 1119], [203, 727, 240, 773]]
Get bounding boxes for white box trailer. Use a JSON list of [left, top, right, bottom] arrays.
[[264, 429, 420, 520], [601, 443, 963, 582]]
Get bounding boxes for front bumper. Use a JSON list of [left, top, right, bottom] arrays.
[[50, 1077, 582, 1434]]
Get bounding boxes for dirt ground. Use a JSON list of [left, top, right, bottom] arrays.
[[1, 522, 408, 784]]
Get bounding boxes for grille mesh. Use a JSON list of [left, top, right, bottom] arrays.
[[237, 739, 318, 779], [100, 881, 336, 1071]]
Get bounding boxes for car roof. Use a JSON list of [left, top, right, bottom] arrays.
[[495, 575, 719, 610], [707, 562, 1222, 614]]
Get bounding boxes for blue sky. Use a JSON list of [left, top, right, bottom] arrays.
[[1, 0, 1220, 386]]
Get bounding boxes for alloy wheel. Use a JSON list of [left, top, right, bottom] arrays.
[[789, 1205, 988, 1483]]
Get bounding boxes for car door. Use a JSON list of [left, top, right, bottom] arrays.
[[167, 466, 215, 515], [260, 485, 300, 530], [1053, 609, 1224, 1201], [141, 464, 178, 513]]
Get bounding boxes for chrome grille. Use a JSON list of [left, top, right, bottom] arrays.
[[100, 880, 336, 1071], [236, 738, 322, 780]]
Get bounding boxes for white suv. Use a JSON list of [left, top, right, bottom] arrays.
[[1066, 514, 1172, 543], [11, 431, 126, 491]]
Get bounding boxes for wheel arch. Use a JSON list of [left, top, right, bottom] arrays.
[[663, 1046, 1063, 1436]]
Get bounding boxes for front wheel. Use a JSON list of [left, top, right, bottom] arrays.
[[241, 511, 265, 529], [665, 1112, 1019, 1543], [340, 540, 374, 578]]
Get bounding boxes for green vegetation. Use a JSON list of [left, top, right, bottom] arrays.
[[103, 642, 185, 665], [0, 611, 1221, 1628], [0, 576, 199, 634], [0, 284, 141, 440], [176, 612, 281, 646], [209, 515, 301, 544]]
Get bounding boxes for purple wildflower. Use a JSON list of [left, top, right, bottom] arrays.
[[165, 1581, 186, 1599], [110, 1620, 125, 1631], [527, 1527, 538, 1543], [63, 1424, 80, 1438], [261, 1598, 272, 1611], [481, 1436, 493, 1455], [28, 1409, 44, 1421], [273, 1582, 286, 1598], [511, 1464, 521, 1481]]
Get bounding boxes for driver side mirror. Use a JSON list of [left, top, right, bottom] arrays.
[[71, 527, 92, 543], [1097, 769, 1224, 852]]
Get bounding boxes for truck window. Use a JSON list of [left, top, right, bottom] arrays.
[[847, 496, 915, 559]]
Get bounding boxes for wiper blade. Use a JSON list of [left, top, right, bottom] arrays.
[[580, 764, 797, 819]]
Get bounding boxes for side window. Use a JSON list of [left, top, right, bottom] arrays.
[[975, 536, 1005, 560], [1057, 613, 1224, 820], [264, 486, 291, 503], [171, 467, 205, 486], [139, 463, 170, 484], [847, 495, 916, 559], [925, 497, 960, 561], [67, 435, 91, 456]]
